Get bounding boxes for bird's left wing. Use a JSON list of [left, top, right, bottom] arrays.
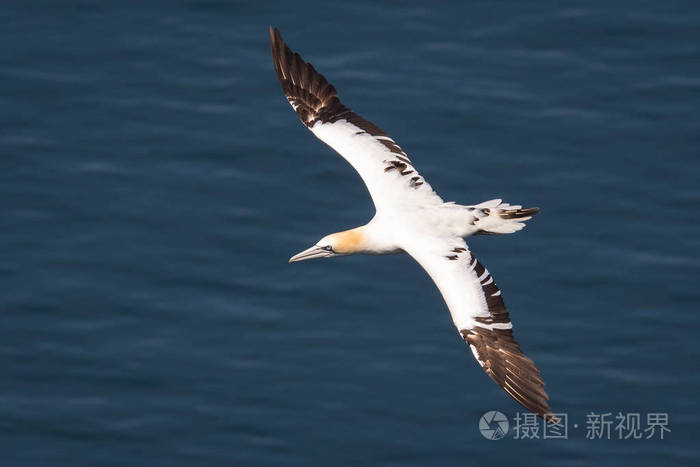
[[403, 237, 557, 421], [269, 27, 443, 210]]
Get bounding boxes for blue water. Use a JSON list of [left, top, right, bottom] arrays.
[[2, 1, 699, 465]]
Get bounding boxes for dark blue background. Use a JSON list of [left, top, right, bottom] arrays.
[[2, 1, 699, 465]]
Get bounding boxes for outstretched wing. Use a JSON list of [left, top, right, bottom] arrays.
[[269, 27, 443, 211], [404, 237, 557, 421]]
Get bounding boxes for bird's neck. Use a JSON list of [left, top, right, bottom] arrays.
[[332, 222, 400, 255], [331, 226, 368, 255]]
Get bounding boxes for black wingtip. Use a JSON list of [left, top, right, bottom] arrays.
[[269, 26, 278, 54], [269, 27, 287, 84], [269, 26, 279, 44], [269, 26, 286, 54]]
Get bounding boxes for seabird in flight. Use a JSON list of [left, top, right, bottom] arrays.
[[270, 27, 556, 421]]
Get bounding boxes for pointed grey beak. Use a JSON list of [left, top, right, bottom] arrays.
[[289, 245, 332, 263]]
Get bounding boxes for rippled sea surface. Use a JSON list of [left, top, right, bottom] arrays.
[[2, 1, 699, 465]]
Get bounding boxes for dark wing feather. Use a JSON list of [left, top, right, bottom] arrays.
[[269, 27, 441, 209], [405, 241, 558, 423]]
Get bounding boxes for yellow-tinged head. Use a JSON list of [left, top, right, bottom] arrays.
[[289, 227, 367, 262]]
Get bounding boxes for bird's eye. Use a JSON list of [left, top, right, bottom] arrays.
[[322, 245, 334, 252]]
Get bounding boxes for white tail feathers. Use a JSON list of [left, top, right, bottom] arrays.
[[470, 200, 539, 235]]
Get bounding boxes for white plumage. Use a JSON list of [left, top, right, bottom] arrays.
[[270, 27, 556, 421]]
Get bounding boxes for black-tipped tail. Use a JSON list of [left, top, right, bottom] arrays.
[[499, 207, 540, 219]]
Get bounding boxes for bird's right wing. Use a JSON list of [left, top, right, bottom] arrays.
[[269, 27, 443, 211], [403, 237, 557, 421]]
